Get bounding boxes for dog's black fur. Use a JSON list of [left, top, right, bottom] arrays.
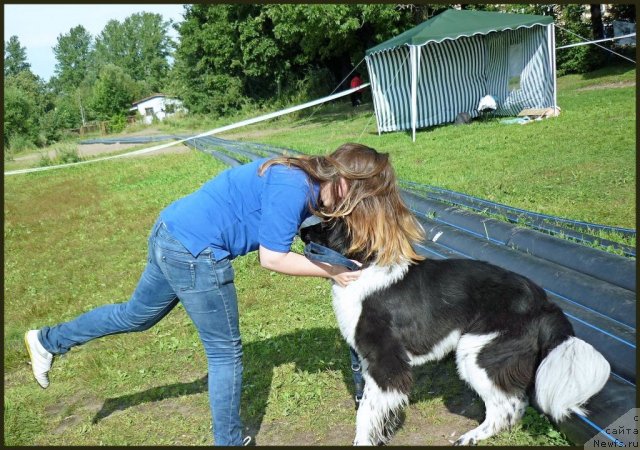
[[300, 219, 609, 445]]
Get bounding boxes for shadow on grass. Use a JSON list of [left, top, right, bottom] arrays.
[[580, 63, 636, 80], [91, 326, 479, 438], [90, 327, 350, 427]]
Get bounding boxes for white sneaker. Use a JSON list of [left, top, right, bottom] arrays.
[[24, 330, 53, 389]]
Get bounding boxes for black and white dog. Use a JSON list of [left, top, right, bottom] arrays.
[[301, 219, 610, 446]]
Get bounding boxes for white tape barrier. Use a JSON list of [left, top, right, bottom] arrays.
[[5, 83, 370, 176], [556, 33, 636, 49]]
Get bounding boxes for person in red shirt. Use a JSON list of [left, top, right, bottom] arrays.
[[350, 72, 363, 107]]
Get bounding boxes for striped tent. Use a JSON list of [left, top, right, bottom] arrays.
[[365, 9, 557, 141]]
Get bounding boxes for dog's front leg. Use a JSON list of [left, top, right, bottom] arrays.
[[353, 374, 408, 445]]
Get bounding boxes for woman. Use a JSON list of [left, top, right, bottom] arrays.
[[24, 143, 425, 446]]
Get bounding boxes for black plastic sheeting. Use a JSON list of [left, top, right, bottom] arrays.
[[90, 134, 636, 445], [412, 215, 635, 376], [400, 180, 636, 240], [401, 184, 636, 258], [80, 135, 192, 145], [401, 191, 636, 292], [556, 376, 637, 446]]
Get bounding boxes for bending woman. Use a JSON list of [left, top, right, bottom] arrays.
[[24, 142, 425, 446]]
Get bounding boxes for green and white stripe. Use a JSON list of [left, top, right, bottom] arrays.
[[366, 24, 554, 133]]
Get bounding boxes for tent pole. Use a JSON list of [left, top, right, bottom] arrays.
[[410, 46, 418, 142], [365, 55, 383, 136], [549, 23, 558, 113]]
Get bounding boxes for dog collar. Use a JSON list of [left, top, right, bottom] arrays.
[[304, 242, 360, 271]]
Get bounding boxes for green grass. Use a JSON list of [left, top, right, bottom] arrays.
[[4, 65, 635, 445], [219, 65, 635, 231]]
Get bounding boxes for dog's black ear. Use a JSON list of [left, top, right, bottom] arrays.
[[299, 217, 325, 244]]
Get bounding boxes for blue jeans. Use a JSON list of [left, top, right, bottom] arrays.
[[39, 219, 244, 445]]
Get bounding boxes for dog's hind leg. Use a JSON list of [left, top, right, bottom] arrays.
[[353, 372, 408, 445], [454, 333, 528, 446]]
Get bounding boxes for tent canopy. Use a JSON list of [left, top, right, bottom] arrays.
[[366, 9, 553, 55], [364, 9, 557, 140]]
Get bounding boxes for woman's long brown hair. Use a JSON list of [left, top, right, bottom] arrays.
[[259, 143, 425, 265]]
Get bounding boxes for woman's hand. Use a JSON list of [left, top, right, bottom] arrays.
[[328, 260, 362, 288]]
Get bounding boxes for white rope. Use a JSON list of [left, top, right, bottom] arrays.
[[5, 84, 369, 176], [556, 33, 636, 49], [556, 25, 636, 63], [303, 58, 366, 124], [357, 109, 378, 141]]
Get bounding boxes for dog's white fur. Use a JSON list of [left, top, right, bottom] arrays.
[[535, 336, 610, 422], [331, 263, 409, 349]]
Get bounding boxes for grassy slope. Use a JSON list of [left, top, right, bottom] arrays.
[[220, 65, 635, 230], [4, 66, 635, 446]]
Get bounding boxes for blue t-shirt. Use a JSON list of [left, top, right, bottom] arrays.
[[160, 158, 320, 260]]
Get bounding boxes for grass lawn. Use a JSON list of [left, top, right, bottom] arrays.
[[3, 65, 635, 445]]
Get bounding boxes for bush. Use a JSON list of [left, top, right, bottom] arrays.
[[39, 110, 63, 146], [7, 134, 35, 154], [37, 144, 82, 167], [290, 67, 336, 105], [108, 114, 127, 134], [55, 144, 82, 164], [557, 44, 608, 76], [38, 152, 53, 167]]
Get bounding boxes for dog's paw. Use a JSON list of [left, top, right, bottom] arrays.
[[353, 438, 375, 446], [453, 435, 477, 446]]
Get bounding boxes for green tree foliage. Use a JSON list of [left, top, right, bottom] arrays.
[[498, 4, 613, 75], [607, 4, 636, 22], [94, 12, 173, 92], [169, 5, 246, 115], [4, 84, 39, 148], [52, 25, 94, 94], [4, 35, 31, 77], [555, 4, 607, 75], [3, 71, 50, 150], [171, 4, 413, 115], [89, 64, 140, 120]]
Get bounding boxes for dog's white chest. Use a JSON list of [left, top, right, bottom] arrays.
[[331, 263, 410, 349]]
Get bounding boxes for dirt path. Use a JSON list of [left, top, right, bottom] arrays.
[[10, 129, 190, 164], [576, 80, 635, 91]]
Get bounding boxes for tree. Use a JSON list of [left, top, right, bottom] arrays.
[[607, 4, 636, 23], [3, 70, 49, 149], [171, 4, 415, 114], [3, 84, 38, 148], [52, 25, 94, 94], [4, 35, 30, 77], [89, 64, 141, 120], [94, 12, 173, 93], [590, 5, 605, 40], [170, 5, 250, 115], [554, 4, 607, 74]]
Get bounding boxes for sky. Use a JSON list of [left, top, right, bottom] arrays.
[[3, 4, 186, 81]]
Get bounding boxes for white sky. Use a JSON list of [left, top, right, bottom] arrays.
[[4, 3, 186, 81]]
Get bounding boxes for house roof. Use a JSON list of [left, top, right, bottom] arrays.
[[131, 93, 168, 106], [366, 9, 553, 55]]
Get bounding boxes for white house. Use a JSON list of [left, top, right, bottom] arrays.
[[130, 94, 187, 124]]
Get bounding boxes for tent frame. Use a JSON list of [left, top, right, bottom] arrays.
[[366, 12, 558, 142]]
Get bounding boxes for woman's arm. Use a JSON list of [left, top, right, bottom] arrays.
[[258, 245, 360, 287]]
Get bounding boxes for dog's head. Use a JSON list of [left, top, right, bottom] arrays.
[[300, 219, 371, 266]]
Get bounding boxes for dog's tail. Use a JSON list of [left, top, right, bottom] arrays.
[[534, 335, 610, 422]]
